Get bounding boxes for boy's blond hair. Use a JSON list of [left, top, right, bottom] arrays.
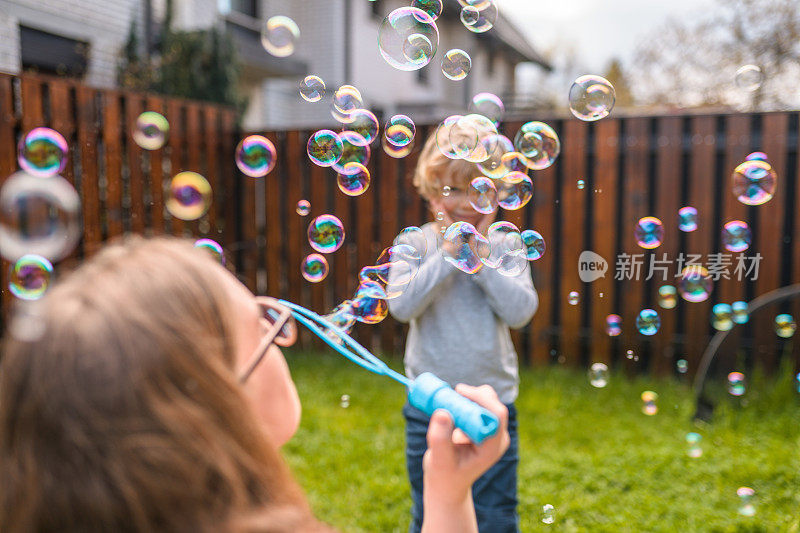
[[413, 133, 481, 200]]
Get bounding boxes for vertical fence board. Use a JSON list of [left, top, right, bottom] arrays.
[[124, 95, 146, 233], [102, 93, 124, 238], [284, 131, 305, 310], [76, 87, 102, 254], [264, 131, 285, 298], [0, 74, 16, 316], [145, 96, 166, 234], [203, 107, 220, 235]]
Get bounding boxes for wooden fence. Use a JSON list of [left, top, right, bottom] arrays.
[[2, 70, 799, 377]]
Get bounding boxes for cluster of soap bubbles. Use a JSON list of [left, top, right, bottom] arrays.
[[440, 220, 542, 275]]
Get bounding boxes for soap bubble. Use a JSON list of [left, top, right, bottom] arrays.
[[132, 112, 169, 151], [452, 114, 498, 163], [568, 291, 580, 305], [436, 115, 467, 159], [9, 254, 53, 300], [394, 226, 428, 259], [235, 135, 277, 177], [520, 229, 546, 261], [482, 221, 526, 277], [412, 0, 443, 19], [460, 2, 497, 33], [577, 180, 585, 190], [605, 314, 622, 336], [676, 359, 689, 373], [727, 371, 746, 396], [18, 127, 68, 178], [477, 135, 514, 178], [626, 350, 635, 360], [469, 92, 504, 125], [352, 281, 389, 323], [301, 253, 329, 283], [299, 75, 326, 102], [514, 121, 560, 170], [343, 109, 379, 145], [337, 163, 371, 196], [385, 115, 416, 147], [732, 301, 749, 324], [722, 220, 751, 252], [541, 504, 555, 524], [340, 394, 350, 408], [467, 177, 498, 214], [194, 238, 225, 265], [261, 16, 299, 57], [331, 85, 363, 123], [382, 135, 415, 158], [307, 130, 343, 167], [796, 372, 800, 392], [441, 49, 472, 81], [734, 65, 763, 92], [678, 266, 713, 303], [712, 303, 734, 331], [568, 75, 616, 121], [641, 391, 658, 415], [167, 172, 211, 221], [636, 308, 661, 336], [678, 206, 698, 232], [732, 160, 776, 206], [501, 151, 532, 174], [378, 7, 439, 71], [377, 243, 422, 286], [308, 214, 345, 254], [654, 286, 676, 311], [296, 199, 311, 216], [737, 487, 756, 516], [497, 171, 533, 210], [332, 131, 370, 175], [442, 221, 490, 274], [686, 432, 703, 458], [746, 151, 768, 162], [0, 172, 81, 261], [635, 216, 664, 249], [589, 362, 609, 388], [774, 313, 796, 338], [440, 185, 452, 197]]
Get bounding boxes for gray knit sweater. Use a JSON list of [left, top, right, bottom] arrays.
[[388, 223, 538, 404]]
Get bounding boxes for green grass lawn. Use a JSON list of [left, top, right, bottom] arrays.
[[282, 350, 800, 532]]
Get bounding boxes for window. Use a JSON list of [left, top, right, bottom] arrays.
[[19, 25, 89, 78], [371, 0, 383, 17], [221, 0, 258, 18]]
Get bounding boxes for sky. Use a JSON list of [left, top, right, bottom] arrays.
[[494, 0, 715, 70]]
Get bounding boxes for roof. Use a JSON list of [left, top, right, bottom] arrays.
[[444, 0, 552, 71]]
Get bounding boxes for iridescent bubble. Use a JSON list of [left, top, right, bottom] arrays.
[[568, 75, 616, 121], [299, 75, 326, 102], [746, 151, 768, 162], [635, 216, 664, 249], [394, 226, 428, 259], [514, 121, 560, 170], [626, 349, 635, 360], [337, 162, 371, 196], [0, 172, 81, 262], [775, 313, 796, 338], [482, 221, 526, 277], [722, 220, 751, 252], [636, 308, 661, 336], [737, 487, 756, 517], [732, 301, 749, 324], [332, 131, 370, 175], [323, 300, 357, 340], [686, 432, 703, 458], [261, 16, 299, 57], [641, 391, 658, 415], [379, 7, 439, 71], [501, 151, 532, 174], [18, 127, 68, 178], [412, 0, 443, 19], [436, 115, 466, 159], [302, 253, 329, 283], [340, 394, 350, 408], [307, 130, 343, 167], [796, 372, 800, 393], [678, 266, 713, 303], [331, 85, 363, 123], [167, 172, 211, 221], [352, 281, 389, 323], [452, 114, 498, 163], [194, 238, 225, 265], [235, 135, 277, 177], [712, 303, 734, 331], [132, 112, 169, 151], [441, 49, 471, 81], [469, 92, 504, 124], [589, 362, 609, 388], [577, 180, 585, 190], [520, 229, 545, 261], [605, 314, 622, 336], [477, 135, 514, 178], [732, 160, 776, 206], [308, 215, 345, 254], [441, 185, 452, 197], [9, 254, 53, 300], [460, 2, 497, 33], [727, 371, 746, 396], [385, 115, 416, 147], [678, 206, 698, 232], [442, 221, 491, 274], [658, 285, 678, 309], [568, 291, 580, 305], [497, 171, 533, 210], [296, 199, 311, 216], [382, 135, 415, 158], [735, 65, 763, 92], [378, 243, 422, 284], [676, 359, 689, 373], [467, 177, 498, 214], [343, 109, 379, 145], [542, 504, 555, 525]]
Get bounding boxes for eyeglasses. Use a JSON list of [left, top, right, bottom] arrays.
[[238, 297, 297, 383]]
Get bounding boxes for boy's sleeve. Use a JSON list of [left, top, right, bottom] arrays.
[[388, 251, 456, 323], [471, 261, 538, 329]]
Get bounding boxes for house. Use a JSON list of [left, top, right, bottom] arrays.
[[0, 0, 550, 130]]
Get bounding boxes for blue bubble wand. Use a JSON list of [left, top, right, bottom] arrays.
[[279, 299, 499, 444]]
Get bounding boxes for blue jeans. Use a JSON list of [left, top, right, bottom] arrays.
[[403, 402, 519, 533]]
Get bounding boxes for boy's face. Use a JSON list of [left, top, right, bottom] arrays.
[[429, 176, 496, 231]]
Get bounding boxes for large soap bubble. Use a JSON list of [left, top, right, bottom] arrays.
[[378, 7, 439, 71]]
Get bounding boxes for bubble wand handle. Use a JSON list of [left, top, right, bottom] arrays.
[[279, 300, 499, 444]]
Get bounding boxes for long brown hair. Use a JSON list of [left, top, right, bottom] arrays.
[[0, 237, 331, 532]]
